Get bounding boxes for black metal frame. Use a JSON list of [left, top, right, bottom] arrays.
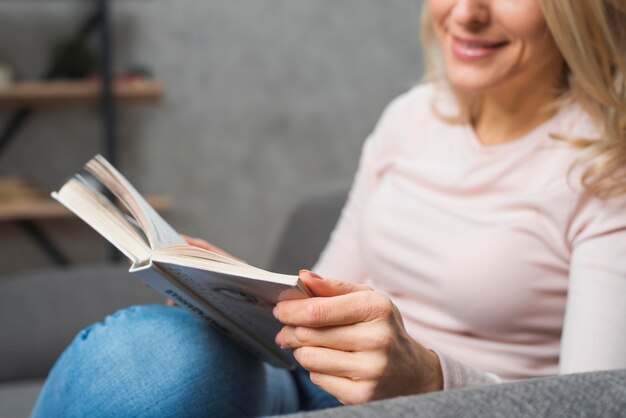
[[1, 0, 117, 265]]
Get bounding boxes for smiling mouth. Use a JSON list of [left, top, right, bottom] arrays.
[[451, 36, 510, 60]]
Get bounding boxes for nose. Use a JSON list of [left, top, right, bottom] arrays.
[[450, 0, 490, 30]]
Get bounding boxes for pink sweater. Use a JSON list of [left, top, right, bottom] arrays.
[[314, 84, 626, 389]]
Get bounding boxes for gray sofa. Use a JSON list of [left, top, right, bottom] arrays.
[[1, 187, 625, 417]]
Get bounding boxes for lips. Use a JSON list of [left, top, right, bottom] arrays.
[[451, 36, 509, 61]]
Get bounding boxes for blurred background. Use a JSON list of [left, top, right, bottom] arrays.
[[0, 0, 424, 274], [0, 1, 425, 414]]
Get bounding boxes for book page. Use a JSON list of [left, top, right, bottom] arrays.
[[131, 261, 296, 368], [86, 155, 185, 249], [151, 257, 309, 360], [52, 178, 151, 262], [159, 245, 249, 267], [151, 249, 308, 288]]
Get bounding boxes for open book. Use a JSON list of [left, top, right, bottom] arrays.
[[53, 155, 311, 369]]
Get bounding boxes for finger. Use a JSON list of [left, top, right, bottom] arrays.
[[309, 373, 375, 405], [293, 346, 381, 380], [276, 323, 389, 351], [165, 299, 177, 307], [181, 235, 241, 260], [299, 270, 370, 298], [182, 235, 218, 251], [181, 234, 198, 245], [274, 290, 393, 327]]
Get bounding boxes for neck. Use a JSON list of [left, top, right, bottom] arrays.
[[472, 64, 564, 146]]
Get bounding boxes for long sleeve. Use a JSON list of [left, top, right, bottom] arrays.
[[560, 192, 626, 372], [436, 351, 501, 389]]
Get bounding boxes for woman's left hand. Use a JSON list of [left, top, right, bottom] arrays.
[[273, 270, 443, 404]]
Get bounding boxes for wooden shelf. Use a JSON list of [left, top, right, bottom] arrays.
[[0, 195, 172, 222], [0, 177, 171, 222], [0, 79, 164, 107]]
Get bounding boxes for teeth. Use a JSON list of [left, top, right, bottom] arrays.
[[462, 42, 485, 49], [461, 41, 503, 49]]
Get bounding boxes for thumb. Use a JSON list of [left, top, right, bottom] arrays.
[[299, 269, 369, 297]]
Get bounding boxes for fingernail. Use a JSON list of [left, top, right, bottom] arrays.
[[308, 271, 324, 280], [272, 305, 279, 319]]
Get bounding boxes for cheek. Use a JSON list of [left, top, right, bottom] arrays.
[[498, 1, 550, 48], [427, 0, 451, 52], [427, 0, 451, 25], [506, 12, 560, 74]]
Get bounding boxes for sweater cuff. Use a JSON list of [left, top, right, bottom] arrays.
[[433, 350, 501, 390]]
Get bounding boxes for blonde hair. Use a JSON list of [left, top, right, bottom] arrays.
[[421, 0, 626, 199]]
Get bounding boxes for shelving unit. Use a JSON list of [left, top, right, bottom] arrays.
[[0, 0, 169, 266]]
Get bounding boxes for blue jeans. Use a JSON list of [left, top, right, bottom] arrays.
[[31, 305, 340, 417]]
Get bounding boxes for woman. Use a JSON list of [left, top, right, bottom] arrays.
[[33, 0, 626, 416]]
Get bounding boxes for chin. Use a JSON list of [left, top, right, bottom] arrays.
[[442, 53, 518, 95], [445, 66, 513, 95], [446, 77, 494, 95]]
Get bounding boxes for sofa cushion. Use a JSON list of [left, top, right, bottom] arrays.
[[0, 264, 163, 382], [0, 379, 44, 418]]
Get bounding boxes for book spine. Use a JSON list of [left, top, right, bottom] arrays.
[[130, 261, 294, 369]]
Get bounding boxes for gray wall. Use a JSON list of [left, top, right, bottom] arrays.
[[0, 0, 424, 274]]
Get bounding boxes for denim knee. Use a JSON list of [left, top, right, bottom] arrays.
[[32, 304, 267, 418]]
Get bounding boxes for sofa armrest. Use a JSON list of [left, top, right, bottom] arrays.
[[282, 369, 626, 418]]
